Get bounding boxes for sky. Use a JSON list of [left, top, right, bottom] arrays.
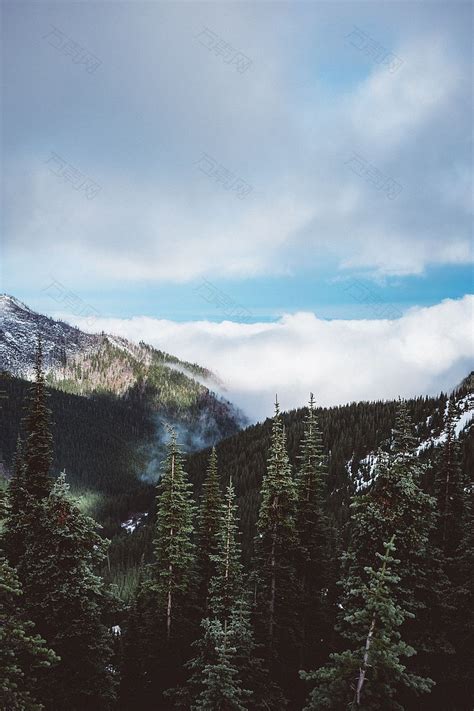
[[1, 0, 473, 420]]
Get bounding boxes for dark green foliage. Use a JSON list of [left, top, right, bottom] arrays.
[[178, 480, 281, 711], [302, 537, 434, 710], [18, 473, 119, 710], [152, 430, 196, 642], [121, 431, 196, 709], [253, 400, 299, 698], [196, 447, 221, 613], [2, 345, 119, 710], [0, 555, 58, 711], [0, 487, 57, 711], [23, 337, 54, 501], [434, 397, 464, 556], [295, 395, 337, 673]]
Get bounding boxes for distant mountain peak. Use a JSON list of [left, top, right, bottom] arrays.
[[0, 294, 247, 448]]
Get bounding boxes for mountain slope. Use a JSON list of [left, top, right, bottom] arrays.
[[0, 294, 246, 450]]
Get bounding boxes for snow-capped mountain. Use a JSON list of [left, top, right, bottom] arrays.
[[0, 294, 98, 378], [0, 294, 246, 447]]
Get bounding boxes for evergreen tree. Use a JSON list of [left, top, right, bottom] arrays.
[[152, 429, 196, 643], [336, 401, 449, 708], [4, 337, 53, 567], [122, 429, 196, 709], [0, 555, 58, 711], [189, 616, 251, 711], [0, 489, 57, 711], [451, 470, 474, 707], [434, 397, 464, 556], [295, 394, 336, 672], [177, 480, 283, 710], [3, 436, 29, 566], [18, 473, 118, 710], [253, 398, 299, 697], [22, 335, 53, 500], [2, 345, 118, 710], [196, 447, 221, 613], [301, 537, 434, 710]]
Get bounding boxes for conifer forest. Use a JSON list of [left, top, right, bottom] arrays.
[[1, 1, 473, 709], [1, 338, 472, 710]]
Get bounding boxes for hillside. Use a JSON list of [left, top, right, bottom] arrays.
[[106, 374, 473, 598], [0, 294, 247, 532]]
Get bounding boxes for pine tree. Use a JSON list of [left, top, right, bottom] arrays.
[[432, 397, 473, 708], [0, 556, 58, 711], [18, 473, 118, 710], [197, 447, 221, 613], [253, 398, 299, 697], [124, 429, 196, 708], [22, 335, 53, 500], [295, 394, 336, 671], [4, 337, 53, 567], [333, 401, 448, 708], [2, 341, 118, 710], [301, 537, 434, 710], [451, 471, 474, 707], [3, 437, 29, 566], [178, 480, 283, 710], [0, 489, 57, 711], [152, 429, 196, 643], [434, 397, 464, 556]]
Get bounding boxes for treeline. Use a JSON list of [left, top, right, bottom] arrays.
[[1, 345, 473, 709]]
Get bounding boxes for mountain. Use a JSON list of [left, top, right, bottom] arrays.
[[188, 375, 473, 547], [0, 294, 246, 450], [0, 294, 247, 534], [115, 373, 472, 579]]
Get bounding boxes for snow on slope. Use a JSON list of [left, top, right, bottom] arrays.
[[350, 389, 473, 491]]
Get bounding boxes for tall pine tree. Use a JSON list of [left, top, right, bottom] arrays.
[[295, 394, 336, 674], [302, 536, 434, 710], [0, 489, 57, 711], [122, 429, 196, 709], [196, 447, 221, 613], [2, 340, 118, 710], [253, 398, 299, 699], [179, 480, 282, 710]]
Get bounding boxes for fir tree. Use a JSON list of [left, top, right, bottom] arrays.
[[2, 343, 118, 710], [18, 473, 118, 710], [336, 401, 447, 707], [434, 397, 464, 556], [22, 335, 53, 500], [295, 394, 336, 672], [196, 447, 221, 613], [3, 436, 29, 566], [301, 537, 434, 710], [152, 429, 196, 643], [0, 489, 57, 711], [4, 337, 53, 567], [253, 398, 299, 697], [178, 480, 283, 710], [0, 555, 58, 711], [124, 429, 196, 709]]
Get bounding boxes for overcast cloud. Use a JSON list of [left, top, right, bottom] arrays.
[[60, 295, 473, 422]]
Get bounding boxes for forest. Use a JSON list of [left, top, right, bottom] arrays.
[[1, 342, 473, 710]]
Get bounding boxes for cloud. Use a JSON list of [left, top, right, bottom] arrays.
[[59, 295, 474, 422], [2, 1, 473, 293]]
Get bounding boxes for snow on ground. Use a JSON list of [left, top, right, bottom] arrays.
[[120, 512, 149, 534]]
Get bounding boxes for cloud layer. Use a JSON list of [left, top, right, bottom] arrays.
[[3, 1, 473, 294], [62, 295, 474, 422]]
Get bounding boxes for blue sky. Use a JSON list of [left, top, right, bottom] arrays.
[[1, 1, 473, 418]]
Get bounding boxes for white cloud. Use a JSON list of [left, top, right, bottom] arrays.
[[3, 4, 472, 289], [60, 295, 474, 423]]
